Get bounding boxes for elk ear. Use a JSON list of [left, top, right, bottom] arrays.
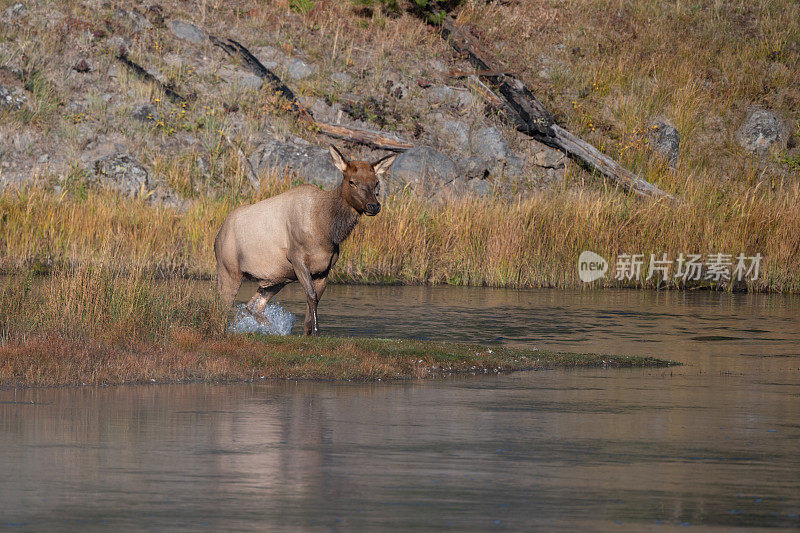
[[329, 145, 349, 173], [372, 153, 397, 176]]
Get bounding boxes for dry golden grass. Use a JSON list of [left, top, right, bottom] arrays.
[[2, 174, 799, 291]]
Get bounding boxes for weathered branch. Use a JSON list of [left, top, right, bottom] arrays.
[[313, 122, 413, 151], [116, 53, 185, 103], [209, 36, 413, 152], [441, 17, 674, 200]]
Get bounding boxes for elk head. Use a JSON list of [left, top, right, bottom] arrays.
[[330, 145, 396, 216]]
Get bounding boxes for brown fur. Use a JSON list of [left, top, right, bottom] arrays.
[[214, 146, 396, 335]]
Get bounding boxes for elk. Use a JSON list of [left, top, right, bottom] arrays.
[[214, 146, 397, 335]]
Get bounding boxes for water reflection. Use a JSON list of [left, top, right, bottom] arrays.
[[1, 286, 799, 530]]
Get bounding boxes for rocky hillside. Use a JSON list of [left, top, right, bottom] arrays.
[[0, 0, 797, 205]]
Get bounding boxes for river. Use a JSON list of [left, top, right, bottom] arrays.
[[1, 285, 798, 530]]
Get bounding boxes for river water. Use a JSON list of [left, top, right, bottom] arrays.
[[1, 285, 799, 530]]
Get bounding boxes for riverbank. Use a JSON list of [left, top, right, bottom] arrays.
[[0, 333, 671, 388], [0, 265, 672, 388], [2, 183, 799, 292]]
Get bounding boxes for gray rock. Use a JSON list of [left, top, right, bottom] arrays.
[[298, 96, 342, 124], [252, 139, 341, 188], [737, 109, 785, 155], [472, 126, 512, 160], [330, 72, 352, 86], [383, 72, 408, 99], [440, 120, 469, 148], [255, 45, 279, 60], [533, 147, 565, 168], [106, 36, 132, 54], [388, 146, 459, 194], [287, 58, 313, 80], [458, 156, 492, 179], [467, 178, 490, 197], [0, 83, 26, 110], [131, 103, 157, 122], [168, 19, 206, 44], [115, 8, 152, 32], [217, 67, 263, 90], [429, 86, 473, 108], [240, 74, 263, 90], [647, 120, 680, 165], [427, 59, 448, 73], [503, 153, 526, 177], [429, 85, 454, 102], [3, 3, 26, 19], [456, 90, 474, 108], [80, 141, 120, 163], [164, 53, 186, 67], [93, 154, 150, 196], [460, 127, 529, 178]]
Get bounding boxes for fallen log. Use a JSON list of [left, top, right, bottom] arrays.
[[209, 36, 413, 152], [441, 17, 674, 200], [116, 53, 186, 103]]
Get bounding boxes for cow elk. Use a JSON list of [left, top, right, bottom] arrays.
[[214, 146, 397, 335]]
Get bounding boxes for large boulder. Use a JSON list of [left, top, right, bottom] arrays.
[[737, 109, 785, 155], [387, 146, 460, 195], [471, 126, 526, 177], [93, 153, 150, 196], [91, 151, 181, 206], [252, 139, 341, 188]]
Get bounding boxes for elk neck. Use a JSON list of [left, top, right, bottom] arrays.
[[326, 182, 361, 245]]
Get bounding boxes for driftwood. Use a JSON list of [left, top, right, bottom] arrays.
[[209, 36, 413, 152], [116, 53, 186, 103], [441, 17, 674, 200]]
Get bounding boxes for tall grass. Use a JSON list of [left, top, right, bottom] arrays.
[[2, 172, 799, 292], [0, 260, 226, 344]]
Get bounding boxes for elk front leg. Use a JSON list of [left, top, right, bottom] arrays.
[[246, 283, 286, 320], [290, 253, 319, 336]]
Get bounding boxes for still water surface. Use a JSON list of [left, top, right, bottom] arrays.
[[1, 285, 799, 530]]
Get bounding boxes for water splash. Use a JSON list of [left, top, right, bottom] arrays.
[[228, 298, 296, 336]]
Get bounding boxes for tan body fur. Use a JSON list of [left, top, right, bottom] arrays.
[[214, 146, 396, 335]]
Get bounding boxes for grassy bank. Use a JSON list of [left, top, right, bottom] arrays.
[[2, 179, 799, 292], [0, 264, 671, 387]]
